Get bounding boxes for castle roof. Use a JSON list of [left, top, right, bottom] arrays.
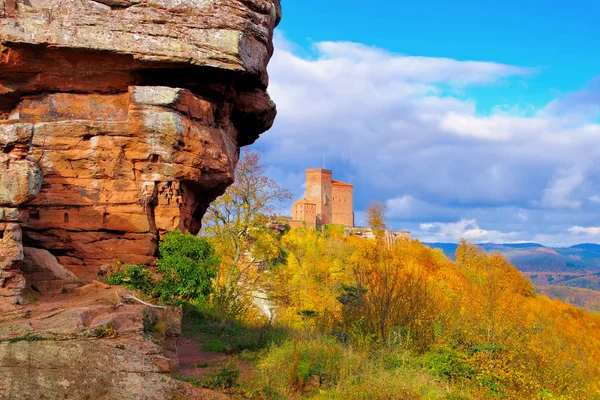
[[332, 179, 353, 187], [294, 198, 316, 205]]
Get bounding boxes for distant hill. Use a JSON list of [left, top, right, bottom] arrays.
[[538, 285, 600, 312], [423, 243, 458, 257], [570, 243, 600, 253], [486, 243, 546, 249]]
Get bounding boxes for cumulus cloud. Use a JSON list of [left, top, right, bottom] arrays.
[[258, 34, 600, 245], [568, 226, 600, 236], [539, 168, 585, 209], [543, 76, 600, 121], [419, 219, 524, 243]]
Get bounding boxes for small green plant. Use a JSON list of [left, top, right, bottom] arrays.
[[105, 264, 153, 293], [104, 231, 219, 306], [21, 292, 39, 305], [201, 361, 240, 389], [238, 349, 259, 362], [195, 362, 211, 368], [539, 389, 555, 399], [8, 333, 44, 343], [95, 322, 118, 338], [426, 347, 474, 381]]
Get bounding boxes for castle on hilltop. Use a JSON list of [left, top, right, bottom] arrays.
[[289, 169, 354, 229]]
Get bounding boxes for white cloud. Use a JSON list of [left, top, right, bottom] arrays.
[[568, 226, 600, 236], [313, 41, 532, 86], [439, 112, 547, 141], [418, 219, 523, 243], [260, 34, 600, 245], [539, 168, 585, 209]]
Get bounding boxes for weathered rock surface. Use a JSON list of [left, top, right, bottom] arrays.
[[0, 0, 281, 281], [21, 247, 78, 294], [0, 156, 41, 308], [0, 284, 225, 399], [0, 1, 280, 396]]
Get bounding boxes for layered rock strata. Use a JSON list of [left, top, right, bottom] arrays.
[[0, 0, 281, 287]]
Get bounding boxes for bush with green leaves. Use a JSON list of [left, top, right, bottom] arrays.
[[202, 361, 240, 389], [105, 264, 153, 293], [154, 230, 219, 304], [106, 230, 219, 305], [426, 347, 474, 381]]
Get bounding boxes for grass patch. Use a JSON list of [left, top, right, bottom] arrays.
[[202, 361, 240, 389], [8, 333, 44, 343], [182, 303, 290, 354], [175, 361, 240, 390], [202, 336, 231, 353], [242, 334, 476, 400]]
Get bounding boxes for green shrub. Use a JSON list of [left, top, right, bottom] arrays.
[[105, 264, 153, 292], [105, 231, 219, 305], [202, 361, 240, 389], [426, 347, 474, 381], [155, 230, 219, 304]]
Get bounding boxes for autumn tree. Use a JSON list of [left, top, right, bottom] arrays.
[[201, 149, 291, 319], [365, 200, 387, 236], [348, 237, 442, 349]]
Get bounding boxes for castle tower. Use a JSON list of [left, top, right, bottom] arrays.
[[305, 168, 333, 225], [332, 180, 354, 227]]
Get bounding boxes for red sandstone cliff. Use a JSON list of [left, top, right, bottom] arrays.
[[0, 0, 281, 308], [0, 1, 280, 398]]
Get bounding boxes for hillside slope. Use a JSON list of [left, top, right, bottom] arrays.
[[425, 241, 600, 311]]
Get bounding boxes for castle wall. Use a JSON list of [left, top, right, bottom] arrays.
[[306, 169, 332, 225], [291, 202, 316, 229], [332, 183, 354, 227]]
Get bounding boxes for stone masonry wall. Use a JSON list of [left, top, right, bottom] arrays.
[[306, 168, 333, 226], [331, 183, 354, 228]]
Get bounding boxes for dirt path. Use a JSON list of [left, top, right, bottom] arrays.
[[177, 338, 256, 383]]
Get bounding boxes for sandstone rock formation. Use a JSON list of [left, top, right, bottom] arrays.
[[0, 154, 42, 309], [0, 283, 225, 400], [0, 1, 281, 397], [0, 0, 281, 301]]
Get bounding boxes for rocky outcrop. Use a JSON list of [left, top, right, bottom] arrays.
[[0, 0, 281, 285], [0, 283, 223, 400], [0, 0, 281, 396], [21, 247, 79, 294], [0, 153, 43, 309]]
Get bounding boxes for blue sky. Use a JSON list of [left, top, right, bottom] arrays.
[[253, 1, 600, 246]]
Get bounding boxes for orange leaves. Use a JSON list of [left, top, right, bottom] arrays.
[[267, 232, 600, 397]]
